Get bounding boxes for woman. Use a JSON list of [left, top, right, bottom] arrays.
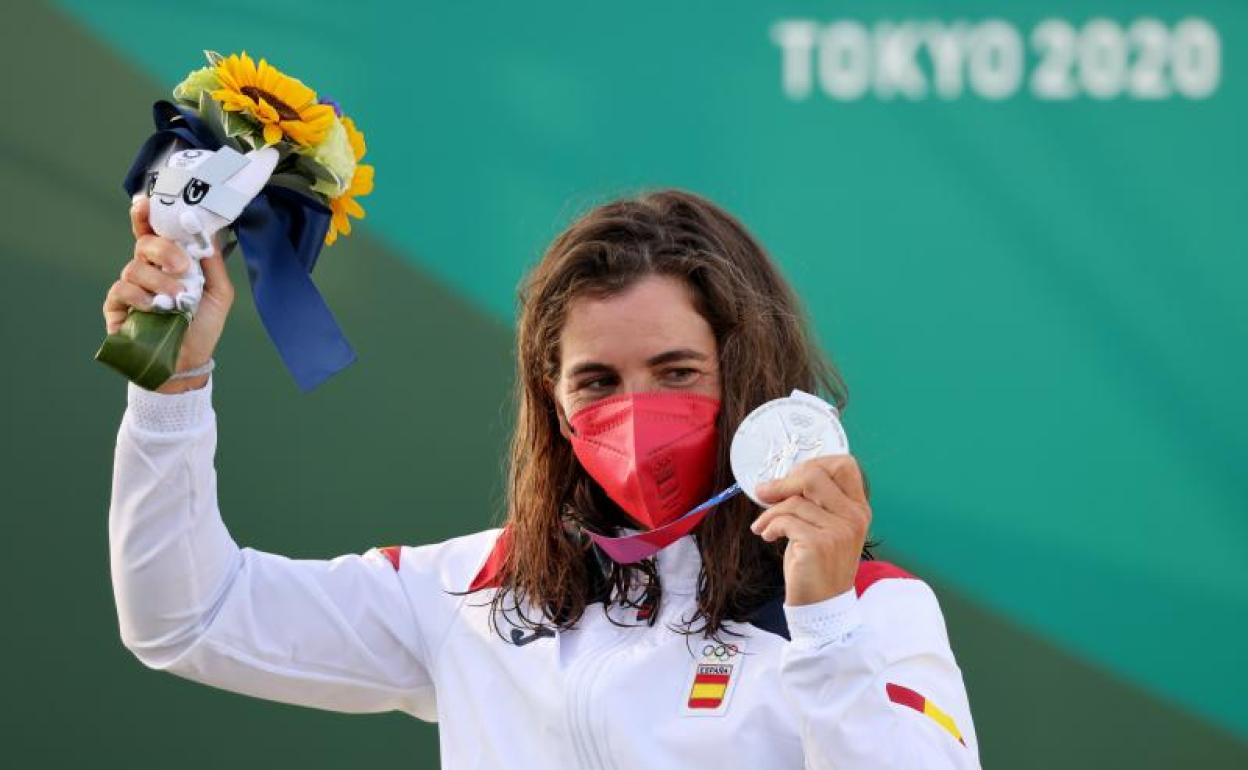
[[105, 189, 980, 768]]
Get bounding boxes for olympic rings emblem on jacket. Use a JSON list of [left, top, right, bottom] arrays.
[[701, 643, 740, 661]]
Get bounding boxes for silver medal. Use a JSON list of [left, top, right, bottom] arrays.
[[729, 389, 850, 506]]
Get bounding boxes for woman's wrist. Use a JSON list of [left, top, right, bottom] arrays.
[[128, 374, 214, 433], [156, 358, 214, 393], [156, 374, 210, 394]]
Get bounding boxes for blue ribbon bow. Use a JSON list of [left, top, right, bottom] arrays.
[[123, 101, 356, 392]]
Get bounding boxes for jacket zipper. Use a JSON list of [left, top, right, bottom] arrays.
[[567, 619, 634, 769]]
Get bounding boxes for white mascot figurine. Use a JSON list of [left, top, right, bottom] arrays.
[[144, 144, 279, 313]]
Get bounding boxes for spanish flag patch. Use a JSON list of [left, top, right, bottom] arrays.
[[688, 665, 731, 709], [886, 682, 966, 746], [682, 639, 747, 717]]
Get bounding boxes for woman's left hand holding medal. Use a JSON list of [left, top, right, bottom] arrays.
[[750, 455, 872, 606]]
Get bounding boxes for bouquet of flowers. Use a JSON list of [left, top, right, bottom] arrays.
[[95, 51, 374, 391]]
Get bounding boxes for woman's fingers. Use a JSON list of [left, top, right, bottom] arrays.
[[757, 455, 868, 505], [769, 460, 858, 515], [756, 509, 823, 544], [130, 195, 154, 239], [121, 258, 185, 299], [105, 197, 159, 334], [751, 495, 826, 536], [751, 457, 872, 605], [133, 233, 190, 275], [750, 455, 873, 551], [103, 280, 153, 333]]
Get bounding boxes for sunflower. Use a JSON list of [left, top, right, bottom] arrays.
[[211, 52, 335, 147], [343, 115, 367, 160], [325, 164, 374, 245], [325, 116, 374, 245]]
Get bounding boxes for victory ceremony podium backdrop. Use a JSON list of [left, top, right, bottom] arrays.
[[2, 1, 1245, 766]]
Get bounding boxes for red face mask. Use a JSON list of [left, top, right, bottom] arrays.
[[567, 391, 721, 530]]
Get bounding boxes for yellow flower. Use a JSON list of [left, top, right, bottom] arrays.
[[324, 115, 373, 245], [342, 115, 367, 160], [210, 52, 335, 147], [325, 164, 374, 245]]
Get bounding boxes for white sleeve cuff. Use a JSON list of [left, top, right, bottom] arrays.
[[126, 376, 214, 434], [784, 587, 863, 647]]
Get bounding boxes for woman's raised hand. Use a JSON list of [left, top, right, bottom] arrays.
[[103, 195, 236, 393], [750, 455, 872, 606]]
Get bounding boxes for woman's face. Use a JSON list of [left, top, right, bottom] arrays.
[[555, 274, 721, 423]]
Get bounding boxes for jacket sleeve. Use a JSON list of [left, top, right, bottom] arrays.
[[109, 377, 438, 720], [779, 575, 981, 769]]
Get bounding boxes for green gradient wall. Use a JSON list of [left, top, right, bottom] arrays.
[[2, 0, 1244, 766]]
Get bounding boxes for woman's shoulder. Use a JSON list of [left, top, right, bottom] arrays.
[[854, 560, 920, 596], [854, 560, 956, 656]]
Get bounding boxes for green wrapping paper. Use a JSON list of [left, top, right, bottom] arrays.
[[95, 309, 190, 391]]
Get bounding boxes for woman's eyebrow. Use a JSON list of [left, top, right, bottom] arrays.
[[646, 348, 708, 367], [567, 361, 616, 378], [566, 349, 706, 378]]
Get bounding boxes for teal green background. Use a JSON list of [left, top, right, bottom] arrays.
[[3, 0, 1245, 766]]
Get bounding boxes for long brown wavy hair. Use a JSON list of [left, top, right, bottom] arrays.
[[483, 188, 861, 638]]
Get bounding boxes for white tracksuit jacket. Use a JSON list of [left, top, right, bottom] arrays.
[[109, 378, 981, 769]]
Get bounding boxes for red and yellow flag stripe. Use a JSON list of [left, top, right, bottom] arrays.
[[688, 670, 730, 709], [886, 683, 966, 746]]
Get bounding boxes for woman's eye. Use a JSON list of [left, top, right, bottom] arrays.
[[662, 368, 699, 384], [580, 376, 616, 392]]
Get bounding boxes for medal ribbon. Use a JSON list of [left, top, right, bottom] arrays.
[[587, 483, 742, 564]]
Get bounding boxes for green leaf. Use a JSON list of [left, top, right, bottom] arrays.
[[222, 109, 257, 139], [295, 153, 338, 182], [311, 177, 341, 198], [195, 91, 230, 146], [290, 152, 344, 196]]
